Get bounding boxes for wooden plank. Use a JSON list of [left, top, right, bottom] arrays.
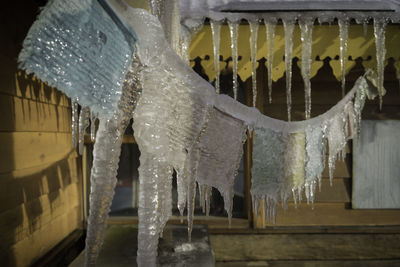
[[0, 131, 73, 173], [353, 120, 400, 209], [216, 260, 400, 267], [273, 203, 400, 226], [0, 184, 81, 248], [210, 233, 400, 261], [107, 216, 250, 230], [1, 207, 82, 267], [209, 225, 400, 235]]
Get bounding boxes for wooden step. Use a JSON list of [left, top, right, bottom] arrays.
[[210, 232, 400, 261]]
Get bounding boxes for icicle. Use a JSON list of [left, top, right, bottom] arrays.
[[374, 18, 387, 109], [187, 148, 200, 242], [265, 21, 276, 104], [363, 21, 368, 37], [338, 19, 349, 97], [78, 107, 90, 155], [211, 19, 222, 94], [283, 20, 295, 121], [249, 20, 260, 107], [149, 0, 163, 17], [84, 115, 125, 267], [205, 185, 212, 216], [71, 99, 79, 148], [228, 20, 239, 100], [136, 154, 162, 267], [299, 19, 314, 119], [176, 167, 187, 218], [157, 164, 173, 238], [90, 112, 97, 142], [180, 29, 191, 64]]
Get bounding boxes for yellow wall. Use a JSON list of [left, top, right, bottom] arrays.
[[190, 24, 400, 83], [0, 2, 83, 266]]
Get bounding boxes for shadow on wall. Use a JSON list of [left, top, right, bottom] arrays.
[[0, 1, 83, 266]]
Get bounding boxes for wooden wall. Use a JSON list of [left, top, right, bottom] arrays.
[[0, 2, 83, 266]]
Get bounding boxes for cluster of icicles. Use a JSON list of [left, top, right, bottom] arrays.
[[207, 16, 388, 120], [73, 6, 382, 267], [18, 0, 391, 266]]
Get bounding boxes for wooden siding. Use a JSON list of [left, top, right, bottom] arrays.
[[0, 2, 83, 266]]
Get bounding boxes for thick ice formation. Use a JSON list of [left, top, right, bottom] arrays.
[[264, 19, 276, 104], [194, 108, 247, 226], [228, 20, 240, 100], [249, 19, 260, 107], [251, 75, 377, 222], [17, 0, 137, 118], [211, 19, 222, 93], [339, 18, 349, 96], [299, 19, 314, 119], [374, 18, 388, 109], [283, 20, 295, 121]]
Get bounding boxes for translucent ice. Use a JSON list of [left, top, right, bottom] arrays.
[[18, 0, 137, 118], [211, 19, 222, 93], [339, 19, 349, 96], [228, 20, 240, 100], [249, 19, 260, 107], [299, 19, 314, 119], [283, 20, 295, 121], [72, 100, 79, 149], [264, 20, 276, 104], [374, 18, 387, 109], [78, 106, 90, 155], [194, 107, 247, 226]]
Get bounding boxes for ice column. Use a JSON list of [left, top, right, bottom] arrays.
[[84, 114, 126, 267], [283, 20, 295, 121], [71, 99, 79, 148], [299, 19, 314, 119], [249, 19, 259, 107], [374, 18, 387, 109], [265, 20, 276, 104], [339, 19, 349, 96], [228, 20, 239, 100], [78, 106, 90, 155], [211, 19, 222, 94]]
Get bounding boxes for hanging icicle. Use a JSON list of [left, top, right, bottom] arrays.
[[249, 19, 259, 107], [374, 18, 387, 109], [283, 20, 295, 121], [78, 106, 90, 155], [363, 19, 369, 37], [264, 20, 276, 104], [338, 18, 349, 97], [211, 19, 222, 94], [299, 19, 314, 119], [228, 20, 239, 100], [71, 99, 79, 148], [90, 112, 97, 142]]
